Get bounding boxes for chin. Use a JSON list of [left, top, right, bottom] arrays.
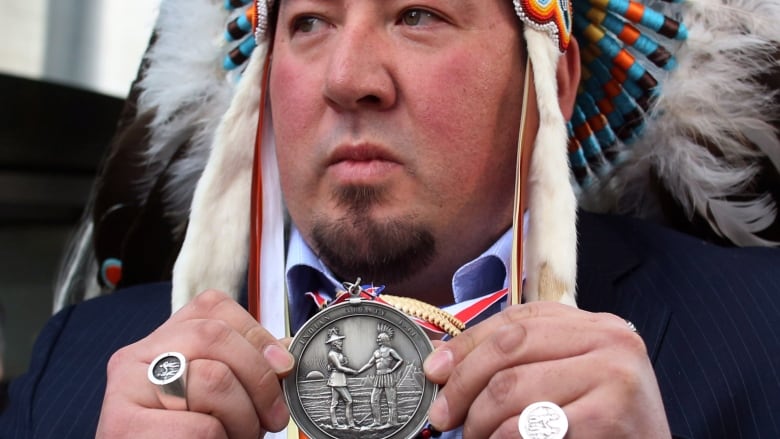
[[310, 213, 436, 286]]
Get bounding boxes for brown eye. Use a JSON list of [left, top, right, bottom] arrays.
[[400, 9, 437, 26], [293, 16, 319, 33]]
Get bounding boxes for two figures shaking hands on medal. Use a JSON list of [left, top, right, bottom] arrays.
[[325, 324, 405, 430]]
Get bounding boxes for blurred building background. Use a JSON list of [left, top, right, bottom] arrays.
[[0, 0, 160, 383]]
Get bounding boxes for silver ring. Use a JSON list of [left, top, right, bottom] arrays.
[[625, 319, 638, 333], [518, 401, 568, 439], [148, 351, 188, 410]]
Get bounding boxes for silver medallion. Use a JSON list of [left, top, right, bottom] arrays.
[[284, 294, 437, 439]]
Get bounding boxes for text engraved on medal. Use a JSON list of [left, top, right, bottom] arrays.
[[286, 301, 436, 439]]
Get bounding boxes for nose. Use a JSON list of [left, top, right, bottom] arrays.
[[323, 24, 397, 111]]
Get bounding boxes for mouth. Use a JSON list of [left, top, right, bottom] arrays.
[[326, 143, 402, 184]]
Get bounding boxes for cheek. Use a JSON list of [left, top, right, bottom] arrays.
[[269, 59, 318, 152], [413, 50, 522, 173], [414, 55, 473, 142], [269, 59, 322, 208]]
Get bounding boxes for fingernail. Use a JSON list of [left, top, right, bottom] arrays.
[[428, 394, 449, 428], [263, 344, 294, 374], [424, 348, 453, 377]]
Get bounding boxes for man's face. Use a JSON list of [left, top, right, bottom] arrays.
[[270, 0, 526, 295]]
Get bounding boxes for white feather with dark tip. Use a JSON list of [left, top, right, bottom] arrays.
[[136, 0, 241, 227], [171, 44, 268, 311]]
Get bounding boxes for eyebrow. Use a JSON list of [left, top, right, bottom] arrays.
[[276, 0, 482, 27], [280, 0, 478, 8]]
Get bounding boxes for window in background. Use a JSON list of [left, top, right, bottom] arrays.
[[0, 0, 160, 380], [0, 0, 161, 98]]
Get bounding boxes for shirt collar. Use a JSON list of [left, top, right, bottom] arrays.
[[285, 225, 514, 330], [451, 229, 512, 302]]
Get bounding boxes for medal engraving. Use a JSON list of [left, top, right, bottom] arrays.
[[285, 299, 437, 439]]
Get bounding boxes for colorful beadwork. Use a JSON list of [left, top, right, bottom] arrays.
[[224, 0, 251, 11], [223, 36, 257, 71], [254, 0, 274, 43], [514, 0, 573, 52], [414, 424, 442, 439], [225, 6, 255, 42], [567, 0, 687, 186], [100, 258, 122, 289]]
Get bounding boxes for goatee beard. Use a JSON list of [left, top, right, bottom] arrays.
[[310, 185, 435, 287]]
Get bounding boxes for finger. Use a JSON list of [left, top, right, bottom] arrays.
[[461, 358, 588, 438], [561, 392, 668, 438], [101, 291, 294, 436], [424, 302, 585, 382], [562, 364, 669, 438], [105, 344, 289, 435], [425, 305, 636, 383], [141, 319, 291, 431], [488, 416, 520, 439], [465, 342, 653, 438], [97, 402, 228, 439], [187, 359, 264, 439], [488, 410, 569, 439], [487, 393, 664, 439], [167, 290, 294, 374], [429, 314, 645, 431], [105, 345, 162, 410]]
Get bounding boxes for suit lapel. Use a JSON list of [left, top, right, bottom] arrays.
[[576, 211, 672, 362]]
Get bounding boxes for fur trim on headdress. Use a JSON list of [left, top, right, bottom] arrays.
[[583, 0, 780, 246], [169, 0, 285, 317], [170, 44, 266, 311], [524, 29, 579, 306]]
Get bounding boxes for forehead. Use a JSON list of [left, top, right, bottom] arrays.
[[277, 0, 483, 7], [271, 0, 519, 37], [275, 0, 490, 17]]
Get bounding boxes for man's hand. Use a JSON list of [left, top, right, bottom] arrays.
[[96, 290, 294, 439], [423, 302, 670, 438]]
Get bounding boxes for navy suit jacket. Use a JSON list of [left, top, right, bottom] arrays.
[[2, 211, 779, 438]]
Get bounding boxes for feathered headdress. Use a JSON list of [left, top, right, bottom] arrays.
[[377, 323, 395, 340], [55, 0, 780, 321]]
